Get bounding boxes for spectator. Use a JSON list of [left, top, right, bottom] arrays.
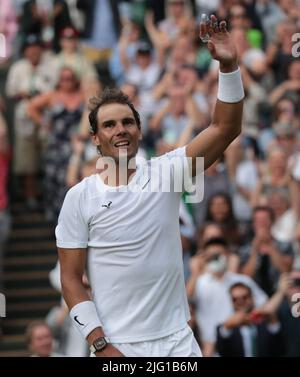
[[158, 0, 193, 49], [269, 60, 300, 106], [19, 0, 45, 45], [205, 192, 242, 249], [252, 146, 291, 206], [216, 282, 284, 357], [240, 206, 294, 296], [27, 66, 84, 222], [193, 160, 231, 228], [77, 0, 121, 64], [52, 0, 73, 52], [50, 26, 98, 85], [187, 237, 267, 357], [267, 188, 298, 243], [109, 21, 142, 86], [261, 272, 300, 357], [6, 34, 53, 210], [25, 321, 65, 357]]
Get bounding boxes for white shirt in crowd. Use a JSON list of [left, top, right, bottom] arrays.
[[126, 63, 161, 93], [194, 271, 268, 343], [56, 147, 196, 343]]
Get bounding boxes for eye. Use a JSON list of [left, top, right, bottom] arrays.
[[104, 122, 114, 128], [123, 118, 135, 126]]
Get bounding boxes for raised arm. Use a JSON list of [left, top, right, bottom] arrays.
[[186, 15, 244, 174]]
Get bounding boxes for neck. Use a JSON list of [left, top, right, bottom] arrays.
[[98, 157, 137, 187]]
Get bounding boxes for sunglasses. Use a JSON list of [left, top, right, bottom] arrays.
[[232, 294, 251, 302]]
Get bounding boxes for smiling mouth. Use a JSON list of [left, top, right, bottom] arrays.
[[114, 141, 130, 148]]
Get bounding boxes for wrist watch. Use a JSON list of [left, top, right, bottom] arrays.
[[90, 337, 109, 354]]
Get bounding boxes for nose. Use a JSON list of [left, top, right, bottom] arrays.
[[115, 121, 127, 135]]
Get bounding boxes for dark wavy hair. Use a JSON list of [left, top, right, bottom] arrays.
[[88, 88, 141, 135]]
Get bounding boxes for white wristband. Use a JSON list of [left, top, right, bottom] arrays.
[[217, 68, 244, 103], [69, 300, 102, 339]]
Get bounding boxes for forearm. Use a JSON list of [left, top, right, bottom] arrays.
[[260, 291, 285, 315], [119, 45, 130, 71], [186, 273, 198, 300], [269, 247, 291, 273], [61, 274, 90, 310], [269, 83, 287, 105], [240, 251, 257, 277]]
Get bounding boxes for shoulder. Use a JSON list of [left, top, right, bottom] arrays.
[[64, 175, 98, 202], [8, 59, 27, 72], [154, 147, 187, 162]]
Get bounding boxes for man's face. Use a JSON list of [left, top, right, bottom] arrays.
[[231, 286, 254, 313], [24, 45, 42, 65], [204, 244, 228, 274], [29, 326, 53, 357], [92, 103, 142, 163], [253, 210, 272, 232]]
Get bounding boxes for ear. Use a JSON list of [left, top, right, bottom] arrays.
[[138, 129, 143, 141], [91, 133, 101, 148]]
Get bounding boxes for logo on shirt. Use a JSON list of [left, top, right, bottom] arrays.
[[74, 316, 84, 326], [102, 201, 112, 209]]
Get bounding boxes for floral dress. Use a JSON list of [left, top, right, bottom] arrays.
[[44, 102, 84, 222]]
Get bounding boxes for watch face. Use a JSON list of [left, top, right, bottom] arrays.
[[94, 337, 107, 351]]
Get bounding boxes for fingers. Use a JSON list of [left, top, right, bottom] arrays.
[[199, 14, 228, 41], [220, 20, 227, 33], [210, 14, 219, 33]]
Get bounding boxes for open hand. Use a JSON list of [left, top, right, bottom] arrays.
[[200, 15, 238, 71]]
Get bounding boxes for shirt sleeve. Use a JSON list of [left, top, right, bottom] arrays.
[[55, 184, 89, 249]]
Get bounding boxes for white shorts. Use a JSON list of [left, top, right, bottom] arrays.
[[93, 325, 202, 357]]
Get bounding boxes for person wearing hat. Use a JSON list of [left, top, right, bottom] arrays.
[[121, 40, 162, 95], [50, 26, 98, 86], [5, 34, 53, 210]]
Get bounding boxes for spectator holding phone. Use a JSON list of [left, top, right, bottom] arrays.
[[216, 282, 284, 357], [187, 237, 267, 357], [261, 272, 300, 357]]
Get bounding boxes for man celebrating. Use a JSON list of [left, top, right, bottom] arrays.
[[56, 15, 244, 357]]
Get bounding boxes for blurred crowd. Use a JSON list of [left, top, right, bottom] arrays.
[[0, 0, 300, 357]]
